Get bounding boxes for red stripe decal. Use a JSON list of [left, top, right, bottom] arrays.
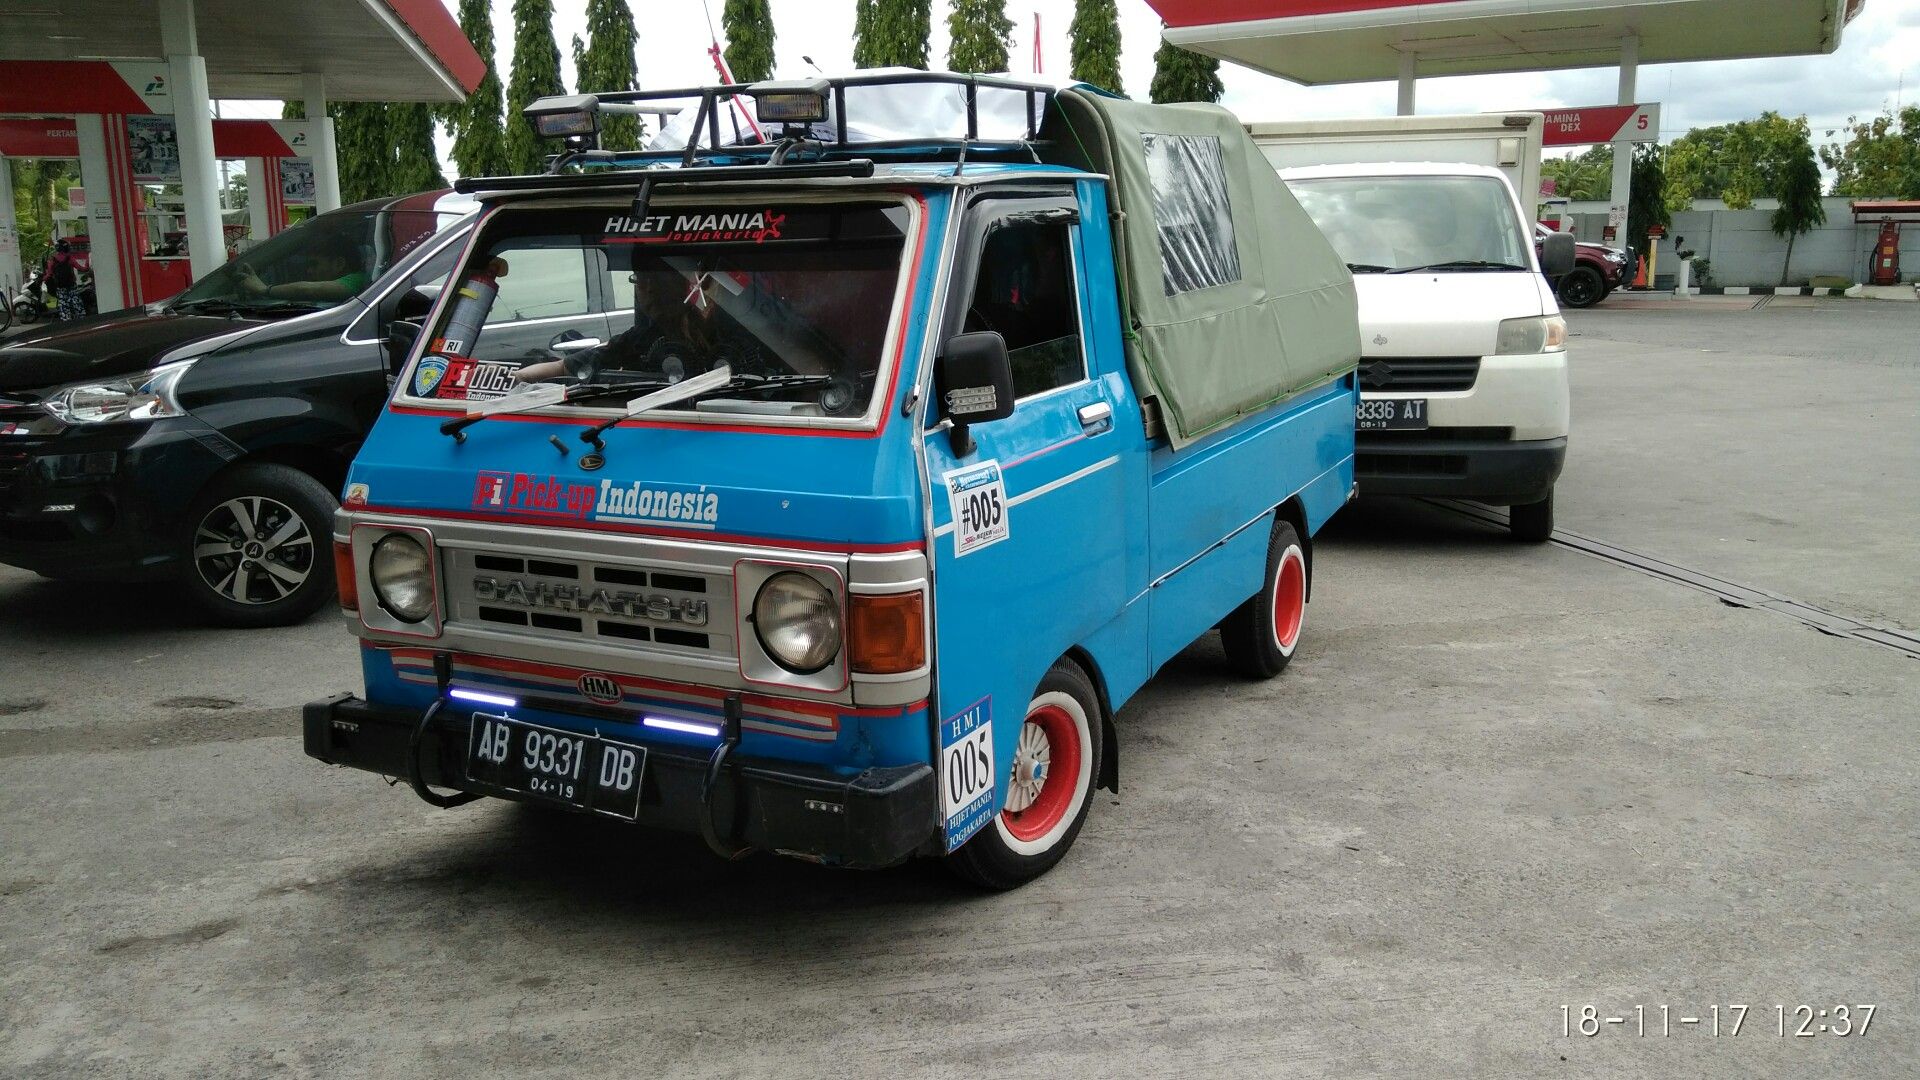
[[354, 502, 923, 554]]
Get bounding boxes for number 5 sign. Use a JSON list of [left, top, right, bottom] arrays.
[[1540, 103, 1661, 147], [944, 460, 1010, 557]]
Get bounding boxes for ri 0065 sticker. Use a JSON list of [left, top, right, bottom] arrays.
[[943, 460, 1009, 558], [939, 697, 995, 852]]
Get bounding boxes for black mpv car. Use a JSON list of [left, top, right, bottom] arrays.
[[0, 192, 480, 626]]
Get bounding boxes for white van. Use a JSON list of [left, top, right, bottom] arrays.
[[1282, 162, 1575, 541]]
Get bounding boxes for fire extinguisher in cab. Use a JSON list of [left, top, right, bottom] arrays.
[[435, 256, 508, 356]]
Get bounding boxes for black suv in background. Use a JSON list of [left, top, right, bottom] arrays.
[[0, 192, 478, 626]]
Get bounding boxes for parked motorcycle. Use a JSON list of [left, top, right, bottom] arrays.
[[11, 268, 45, 325]]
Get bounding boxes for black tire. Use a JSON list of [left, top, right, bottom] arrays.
[[1509, 489, 1554, 543], [14, 300, 40, 325], [182, 463, 338, 628], [1219, 518, 1308, 679], [1558, 266, 1605, 309], [946, 659, 1104, 890]]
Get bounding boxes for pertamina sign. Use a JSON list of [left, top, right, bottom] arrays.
[[1541, 103, 1661, 148]]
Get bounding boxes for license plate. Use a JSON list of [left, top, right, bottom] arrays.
[[1356, 397, 1428, 431], [466, 713, 645, 819]]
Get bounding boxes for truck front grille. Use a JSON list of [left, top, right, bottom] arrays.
[[1359, 356, 1481, 393], [442, 547, 735, 659]]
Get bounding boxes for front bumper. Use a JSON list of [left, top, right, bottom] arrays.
[[0, 418, 235, 580], [1356, 435, 1567, 505], [303, 693, 941, 867]]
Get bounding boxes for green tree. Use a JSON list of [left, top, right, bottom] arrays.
[[1821, 106, 1920, 198], [387, 103, 449, 194], [948, 0, 1013, 74], [1665, 112, 1812, 209], [446, 0, 508, 179], [1148, 38, 1221, 103], [334, 103, 395, 202], [576, 0, 643, 151], [856, 0, 930, 69], [1540, 144, 1614, 202], [1772, 133, 1827, 286], [1070, 0, 1123, 96], [1627, 144, 1671, 260], [11, 159, 76, 269], [723, 0, 778, 83], [504, 0, 567, 175]]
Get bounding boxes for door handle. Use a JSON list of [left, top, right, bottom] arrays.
[[1077, 401, 1113, 435]]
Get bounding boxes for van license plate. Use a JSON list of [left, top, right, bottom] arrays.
[[1357, 398, 1428, 431], [466, 713, 645, 820]]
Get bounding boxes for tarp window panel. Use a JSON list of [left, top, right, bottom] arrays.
[[1140, 133, 1243, 296]]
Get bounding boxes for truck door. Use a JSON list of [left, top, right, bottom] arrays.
[[921, 191, 1144, 849]]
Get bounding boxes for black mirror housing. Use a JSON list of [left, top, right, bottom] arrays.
[[937, 331, 1015, 456], [393, 285, 438, 324], [385, 320, 423, 374], [1540, 231, 1577, 278]]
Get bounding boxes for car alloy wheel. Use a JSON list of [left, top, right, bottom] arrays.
[[192, 495, 316, 605]]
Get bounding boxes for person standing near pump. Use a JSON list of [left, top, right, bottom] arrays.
[[43, 240, 84, 321]]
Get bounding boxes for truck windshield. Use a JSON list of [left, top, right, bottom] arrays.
[[405, 200, 911, 422], [1286, 175, 1531, 275], [170, 209, 442, 314]]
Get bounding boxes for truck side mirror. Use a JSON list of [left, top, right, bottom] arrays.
[[385, 319, 423, 374], [1540, 232, 1577, 277], [393, 284, 440, 324], [937, 331, 1015, 457]]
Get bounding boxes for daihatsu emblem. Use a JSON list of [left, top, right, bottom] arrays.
[[578, 453, 605, 471]]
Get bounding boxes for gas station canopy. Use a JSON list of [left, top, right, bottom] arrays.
[[1151, 0, 1865, 84], [2, 0, 484, 101]]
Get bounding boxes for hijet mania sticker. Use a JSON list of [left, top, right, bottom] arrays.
[[939, 697, 996, 852], [472, 470, 721, 530], [603, 208, 786, 245]]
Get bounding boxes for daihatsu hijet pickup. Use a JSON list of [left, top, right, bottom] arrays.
[[305, 74, 1361, 888]]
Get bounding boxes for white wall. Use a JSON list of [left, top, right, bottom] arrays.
[[1562, 196, 1916, 287]]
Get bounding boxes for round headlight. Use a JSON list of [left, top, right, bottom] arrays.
[[752, 572, 841, 674], [369, 533, 434, 623]]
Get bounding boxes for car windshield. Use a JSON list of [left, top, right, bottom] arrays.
[[401, 200, 912, 422], [170, 209, 443, 314], [1288, 175, 1532, 274]]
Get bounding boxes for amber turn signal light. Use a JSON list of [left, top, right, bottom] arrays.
[[333, 540, 358, 612], [848, 591, 926, 674]]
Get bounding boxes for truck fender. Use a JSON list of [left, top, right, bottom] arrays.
[[1065, 646, 1119, 794]]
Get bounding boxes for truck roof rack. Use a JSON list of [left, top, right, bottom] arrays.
[[483, 69, 1063, 188]]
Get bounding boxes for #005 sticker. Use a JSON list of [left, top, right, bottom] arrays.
[[943, 459, 1009, 557]]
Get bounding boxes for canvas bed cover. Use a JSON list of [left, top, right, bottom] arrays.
[[1043, 88, 1359, 448]]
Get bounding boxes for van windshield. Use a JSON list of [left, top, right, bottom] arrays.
[[170, 209, 444, 314], [404, 200, 911, 422], [1287, 175, 1531, 275]]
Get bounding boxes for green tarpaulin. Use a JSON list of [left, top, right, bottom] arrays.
[[1043, 88, 1360, 448]]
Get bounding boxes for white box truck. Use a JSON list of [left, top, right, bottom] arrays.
[[1250, 114, 1576, 541]]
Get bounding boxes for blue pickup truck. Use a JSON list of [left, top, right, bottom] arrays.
[[304, 73, 1360, 888]]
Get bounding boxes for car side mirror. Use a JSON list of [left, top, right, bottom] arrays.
[[937, 331, 1015, 457], [393, 284, 440, 324], [1540, 232, 1577, 277], [385, 319, 423, 374]]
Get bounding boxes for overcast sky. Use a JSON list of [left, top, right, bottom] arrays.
[[229, 0, 1920, 170]]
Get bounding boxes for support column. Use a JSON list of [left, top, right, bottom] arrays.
[[72, 115, 126, 309], [1609, 33, 1639, 246], [304, 74, 341, 213], [0, 155, 20, 294], [1396, 51, 1417, 117], [244, 156, 273, 241], [161, 0, 224, 281]]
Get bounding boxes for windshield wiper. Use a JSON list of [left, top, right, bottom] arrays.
[[170, 298, 247, 316], [1345, 262, 1393, 273], [578, 364, 736, 453], [440, 376, 678, 441], [1387, 260, 1529, 274]]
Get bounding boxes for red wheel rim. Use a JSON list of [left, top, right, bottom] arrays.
[[1000, 703, 1083, 843], [1273, 547, 1305, 651]]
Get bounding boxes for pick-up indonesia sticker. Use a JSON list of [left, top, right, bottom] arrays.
[[940, 697, 996, 852], [603, 209, 786, 245], [944, 460, 1009, 557], [473, 469, 721, 530]]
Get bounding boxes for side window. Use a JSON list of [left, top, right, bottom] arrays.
[[961, 220, 1085, 400], [405, 241, 461, 295], [1141, 132, 1242, 295], [486, 248, 592, 325]]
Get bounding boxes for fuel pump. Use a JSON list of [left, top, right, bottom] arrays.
[[1869, 221, 1900, 287]]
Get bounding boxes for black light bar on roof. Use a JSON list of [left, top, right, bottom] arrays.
[[525, 94, 600, 140], [749, 78, 830, 125]]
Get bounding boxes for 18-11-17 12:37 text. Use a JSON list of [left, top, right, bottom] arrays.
[[1561, 1004, 1875, 1037]]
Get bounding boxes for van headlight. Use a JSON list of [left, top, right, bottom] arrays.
[[1496, 315, 1568, 355], [369, 533, 435, 623], [752, 572, 841, 674], [43, 359, 197, 424]]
